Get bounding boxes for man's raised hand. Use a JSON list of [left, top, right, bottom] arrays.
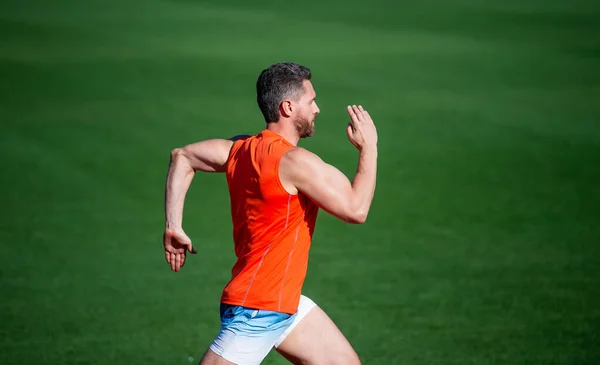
[[346, 105, 378, 151]]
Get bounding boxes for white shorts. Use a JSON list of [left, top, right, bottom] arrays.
[[209, 295, 317, 365]]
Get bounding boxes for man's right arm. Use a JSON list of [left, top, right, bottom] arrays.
[[280, 105, 378, 224], [163, 136, 247, 272]]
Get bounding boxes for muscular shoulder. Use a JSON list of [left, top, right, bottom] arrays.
[[281, 147, 322, 172], [279, 147, 325, 192]]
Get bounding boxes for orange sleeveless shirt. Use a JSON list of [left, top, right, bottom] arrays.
[[221, 129, 319, 314]]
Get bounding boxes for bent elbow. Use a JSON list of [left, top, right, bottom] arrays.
[[170, 148, 195, 174], [347, 210, 368, 224], [170, 148, 184, 161]]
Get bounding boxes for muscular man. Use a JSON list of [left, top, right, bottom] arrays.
[[164, 62, 377, 365]]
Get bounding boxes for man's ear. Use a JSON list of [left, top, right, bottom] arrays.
[[280, 100, 293, 118]]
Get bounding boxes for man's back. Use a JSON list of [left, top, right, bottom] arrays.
[[222, 129, 319, 314]]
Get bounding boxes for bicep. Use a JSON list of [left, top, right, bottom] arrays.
[[287, 153, 355, 222], [178, 139, 234, 173]]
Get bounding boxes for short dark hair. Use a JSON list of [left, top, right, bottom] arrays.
[[256, 62, 312, 123]]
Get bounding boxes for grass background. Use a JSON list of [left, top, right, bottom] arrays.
[[1, 0, 599, 364]]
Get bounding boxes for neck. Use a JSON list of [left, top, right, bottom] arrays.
[[266, 120, 300, 146]]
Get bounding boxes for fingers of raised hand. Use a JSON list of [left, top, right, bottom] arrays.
[[352, 105, 363, 122], [363, 110, 374, 125], [350, 105, 371, 125], [347, 105, 359, 127], [357, 105, 374, 124]]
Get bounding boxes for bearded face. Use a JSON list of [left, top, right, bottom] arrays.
[[290, 79, 319, 138], [293, 114, 315, 138]]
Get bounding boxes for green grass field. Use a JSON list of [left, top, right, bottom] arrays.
[[1, 0, 600, 364]]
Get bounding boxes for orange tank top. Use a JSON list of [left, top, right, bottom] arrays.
[[221, 129, 319, 314]]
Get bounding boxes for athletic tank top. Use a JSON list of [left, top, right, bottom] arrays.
[[221, 129, 319, 314]]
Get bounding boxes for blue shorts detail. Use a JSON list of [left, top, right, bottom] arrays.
[[209, 304, 297, 365]]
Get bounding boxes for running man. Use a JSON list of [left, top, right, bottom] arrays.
[[164, 62, 377, 365]]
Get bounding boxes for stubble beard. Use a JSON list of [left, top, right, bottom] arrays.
[[294, 115, 315, 138]]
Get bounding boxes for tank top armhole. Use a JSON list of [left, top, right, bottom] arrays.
[[225, 139, 243, 171], [274, 149, 298, 197]]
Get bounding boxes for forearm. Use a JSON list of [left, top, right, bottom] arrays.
[[165, 149, 195, 229], [350, 146, 378, 221]]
